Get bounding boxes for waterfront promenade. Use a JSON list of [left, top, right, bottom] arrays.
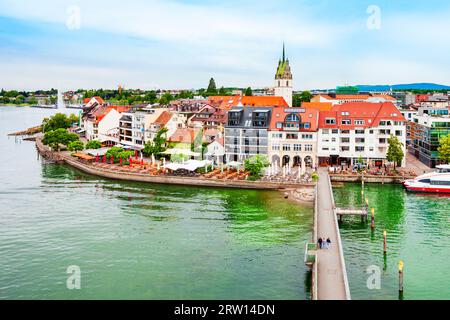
[[315, 168, 350, 300], [35, 137, 314, 191]]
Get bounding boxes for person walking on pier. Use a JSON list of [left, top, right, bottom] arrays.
[[326, 238, 331, 249], [318, 237, 323, 249]]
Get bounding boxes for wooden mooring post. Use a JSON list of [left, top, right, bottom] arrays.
[[398, 260, 404, 294], [371, 208, 375, 229]]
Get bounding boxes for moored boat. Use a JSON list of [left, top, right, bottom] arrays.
[[404, 165, 450, 193]]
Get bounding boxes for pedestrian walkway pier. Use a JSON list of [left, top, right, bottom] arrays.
[[306, 168, 351, 300]]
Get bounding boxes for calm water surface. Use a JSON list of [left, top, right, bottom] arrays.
[[0, 106, 312, 299], [334, 183, 449, 300], [1, 107, 448, 300]]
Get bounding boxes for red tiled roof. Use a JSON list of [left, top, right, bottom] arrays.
[[302, 102, 333, 111], [84, 96, 105, 105], [209, 95, 289, 110], [370, 94, 396, 101], [153, 111, 173, 126], [93, 105, 131, 123], [269, 106, 319, 132], [318, 102, 406, 129], [168, 128, 194, 143]]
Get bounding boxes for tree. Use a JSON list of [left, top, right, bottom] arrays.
[[85, 140, 102, 149], [206, 78, 217, 95], [68, 140, 84, 152], [218, 87, 228, 96], [300, 91, 312, 102], [176, 90, 194, 99], [438, 134, 450, 164], [143, 91, 157, 104], [244, 155, 270, 178], [42, 113, 76, 132], [15, 95, 25, 104], [42, 128, 79, 151], [28, 97, 38, 105], [386, 135, 404, 169], [245, 87, 253, 96], [293, 91, 312, 107], [159, 93, 174, 105], [143, 127, 168, 157]]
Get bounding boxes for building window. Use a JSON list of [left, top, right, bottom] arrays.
[[285, 114, 300, 122], [305, 144, 313, 152], [340, 146, 350, 151], [332, 129, 339, 134], [294, 144, 301, 151], [286, 133, 298, 139], [322, 129, 329, 134], [272, 133, 283, 139], [395, 130, 402, 136], [272, 144, 280, 151], [355, 138, 365, 143], [341, 137, 350, 143], [326, 118, 336, 124], [303, 123, 311, 129], [341, 130, 350, 134], [341, 119, 351, 125], [355, 120, 365, 125], [355, 129, 365, 134], [355, 146, 365, 152], [283, 144, 291, 151], [302, 134, 313, 139]]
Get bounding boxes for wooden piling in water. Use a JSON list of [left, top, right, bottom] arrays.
[[383, 230, 387, 253], [371, 208, 375, 229], [398, 260, 404, 293]]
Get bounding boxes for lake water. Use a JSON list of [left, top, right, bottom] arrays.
[[1, 106, 448, 300], [334, 183, 450, 300], [0, 106, 313, 299]]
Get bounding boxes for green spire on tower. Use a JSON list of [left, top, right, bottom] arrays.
[[282, 43, 285, 62]]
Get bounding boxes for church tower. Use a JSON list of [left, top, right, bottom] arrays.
[[274, 43, 293, 107]]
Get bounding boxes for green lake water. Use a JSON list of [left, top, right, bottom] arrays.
[[334, 183, 450, 300], [0, 107, 312, 299], [1, 106, 448, 300]]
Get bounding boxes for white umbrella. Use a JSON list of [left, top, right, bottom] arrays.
[[227, 161, 242, 168]]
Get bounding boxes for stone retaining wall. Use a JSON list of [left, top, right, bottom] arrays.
[[36, 138, 314, 191], [330, 174, 411, 184]]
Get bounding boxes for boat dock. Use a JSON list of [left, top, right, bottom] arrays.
[[307, 168, 351, 300]]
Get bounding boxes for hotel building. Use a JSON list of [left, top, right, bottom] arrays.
[[268, 107, 319, 169], [317, 102, 407, 167]]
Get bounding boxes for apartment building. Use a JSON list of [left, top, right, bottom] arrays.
[[311, 94, 397, 106], [119, 107, 166, 150], [317, 102, 407, 167], [408, 108, 450, 168], [146, 111, 187, 142], [224, 106, 272, 163], [268, 107, 319, 169], [84, 105, 131, 144]]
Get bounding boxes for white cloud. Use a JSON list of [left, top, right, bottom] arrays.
[[1, 0, 450, 90], [0, 0, 344, 48]]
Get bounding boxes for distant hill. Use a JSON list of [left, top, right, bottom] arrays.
[[356, 83, 450, 92]]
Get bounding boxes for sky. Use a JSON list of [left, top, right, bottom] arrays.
[[1, 0, 450, 91]]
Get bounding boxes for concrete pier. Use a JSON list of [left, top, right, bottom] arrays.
[[313, 168, 351, 300]]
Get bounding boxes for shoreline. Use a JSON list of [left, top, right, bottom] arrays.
[[35, 137, 315, 191]]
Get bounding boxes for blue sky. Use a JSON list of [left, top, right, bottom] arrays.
[[1, 0, 450, 90]]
